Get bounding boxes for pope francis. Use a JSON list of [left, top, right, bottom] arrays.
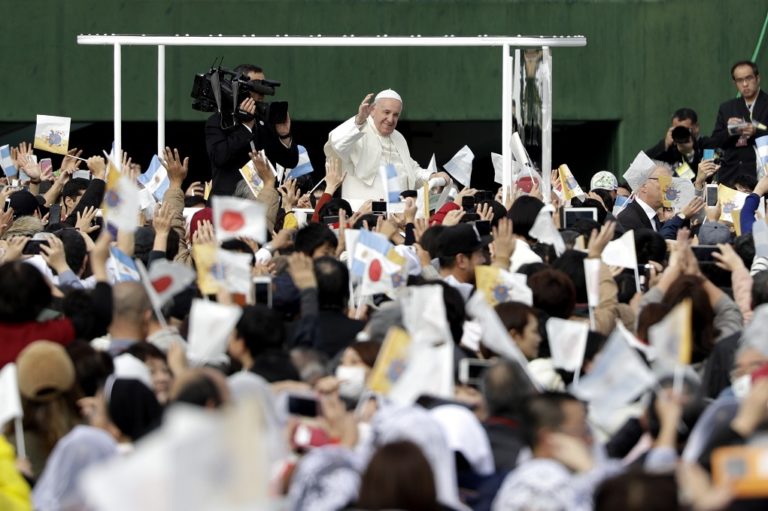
[[324, 89, 451, 204]]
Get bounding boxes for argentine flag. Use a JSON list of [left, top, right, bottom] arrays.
[[757, 135, 768, 173], [350, 229, 404, 278], [0, 145, 17, 178], [138, 155, 170, 202], [108, 247, 140, 283], [379, 163, 401, 203], [286, 145, 313, 180]]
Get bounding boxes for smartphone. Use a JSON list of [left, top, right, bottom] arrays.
[[322, 215, 339, 226], [22, 239, 49, 255], [638, 264, 653, 292], [706, 184, 718, 207], [48, 204, 62, 226], [703, 148, 715, 161], [712, 445, 768, 498], [268, 101, 289, 125], [73, 170, 92, 180], [458, 358, 494, 386], [3, 198, 9, 212], [561, 207, 598, 229], [475, 220, 491, 237], [40, 158, 53, 175], [287, 394, 319, 417], [252, 276, 273, 308], [461, 196, 476, 213], [691, 245, 721, 262], [475, 190, 494, 202], [371, 200, 387, 215]]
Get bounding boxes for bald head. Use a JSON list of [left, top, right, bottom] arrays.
[[112, 282, 152, 323]]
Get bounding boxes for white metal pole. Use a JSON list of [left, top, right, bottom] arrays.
[[541, 46, 552, 205], [113, 43, 122, 166], [502, 44, 512, 202], [157, 45, 165, 156], [512, 49, 522, 133]]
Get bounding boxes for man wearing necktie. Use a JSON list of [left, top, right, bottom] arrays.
[[617, 164, 704, 239]]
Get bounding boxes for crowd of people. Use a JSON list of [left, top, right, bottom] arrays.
[[1, 58, 768, 511]]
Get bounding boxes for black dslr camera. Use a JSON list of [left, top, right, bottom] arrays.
[[191, 64, 286, 128]]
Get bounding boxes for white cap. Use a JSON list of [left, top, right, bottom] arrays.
[[374, 89, 402, 105]]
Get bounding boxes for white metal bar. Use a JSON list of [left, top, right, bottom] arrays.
[[512, 49, 522, 133], [501, 44, 512, 202], [157, 45, 165, 156], [541, 46, 552, 206], [113, 43, 121, 166], [78, 34, 587, 48]]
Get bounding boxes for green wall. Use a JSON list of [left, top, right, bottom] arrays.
[[1, 0, 767, 171]]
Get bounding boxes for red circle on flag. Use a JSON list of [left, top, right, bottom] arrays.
[[221, 211, 245, 231], [152, 276, 173, 293], [368, 259, 382, 282]]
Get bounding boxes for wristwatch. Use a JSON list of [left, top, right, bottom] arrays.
[[677, 212, 686, 221]]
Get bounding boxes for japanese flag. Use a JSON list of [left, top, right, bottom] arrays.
[[211, 196, 267, 243], [187, 299, 243, 364], [147, 260, 196, 307]]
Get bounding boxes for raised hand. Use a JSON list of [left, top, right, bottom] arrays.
[[324, 156, 346, 196], [87, 156, 107, 180], [355, 93, 375, 126], [278, 179, 300, 211], [75, 206, 100, 234], [61, 148, 84, 172], [185, 181, 205, 197], [248, 151, 275, 187], [160, 147, 189, 188], [40, 236, 71, 274]]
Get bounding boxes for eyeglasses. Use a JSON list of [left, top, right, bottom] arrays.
[[733, 75, 757, 84], [646, 177, 660, 182]]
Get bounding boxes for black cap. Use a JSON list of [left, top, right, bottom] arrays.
[[671, 125, 692, 144], [437, 224, 492, 257], [9, 190, 41, 219]]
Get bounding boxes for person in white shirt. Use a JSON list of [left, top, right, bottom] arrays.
[[324, 89, 451, 204]]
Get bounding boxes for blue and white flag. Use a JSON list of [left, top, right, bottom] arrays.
[[108, 247, 140, 282], [0, 145, 18, 178], [379, 163, 401, 203], [138, 155, 170, 202], [286, 145, 313, 180], [756, 135, 768, 172], [350, 229, 405, 278]]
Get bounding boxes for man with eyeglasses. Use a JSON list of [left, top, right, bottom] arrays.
[[710, 60, 768, 187]]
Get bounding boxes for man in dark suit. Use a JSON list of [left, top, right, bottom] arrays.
[[710, 60, 768, 187], [205, 64, 299, 196], [617, 164, 704, 239]]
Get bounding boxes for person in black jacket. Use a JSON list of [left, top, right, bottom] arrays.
[[710, 60, 768, 187], [646, 108, 712, 178], [204, 63, 298, 197]]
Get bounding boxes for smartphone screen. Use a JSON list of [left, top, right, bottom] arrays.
[[706, 185, 718, 207], [372, 201, 387, 215], [287, 394, 319, 417], [252, 276, 273, 308], [48, 204, 62, 225], [40, 158, 53, 175], [703, 148, 715, 161], [322, 215, 339, 226]]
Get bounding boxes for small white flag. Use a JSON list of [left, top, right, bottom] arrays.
[[0, 363, 23, 428], [443, 145, 474, 188], [529, 207, 565, 255], [34, 114, 71, 155], [623, 151, 656, 192], [187, 299, 243, 364], [212, 196, 267, 243], [570, 326, 656, 408], [601, 229, 638, 269], [546, 318, 589, 372], [427, 154, 437, 176], [388, 285, 454, 404], [648, 299, 693, 373], [216, 249, 254, 295], [511, 132, 533, 169], [583, 258, 601, 308]]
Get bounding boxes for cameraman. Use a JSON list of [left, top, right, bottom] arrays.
[[205, 64, 298, 196]]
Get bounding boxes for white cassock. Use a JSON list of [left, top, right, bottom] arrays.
[[324, 116, 434, 205]]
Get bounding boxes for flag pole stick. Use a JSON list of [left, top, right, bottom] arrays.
[[14, 417, 26, 459], [673, 364, 684, 396], [633, 264, 642, 295], [308, 178, 326, 195]]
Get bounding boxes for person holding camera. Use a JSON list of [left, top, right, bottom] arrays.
[[324, 89, 451, 204], [710, 60, 768, 187], [645, 108, 712, 179], [205, 64, 298, 196]]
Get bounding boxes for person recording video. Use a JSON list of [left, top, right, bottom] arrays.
[[204, 64, 298, 196]]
